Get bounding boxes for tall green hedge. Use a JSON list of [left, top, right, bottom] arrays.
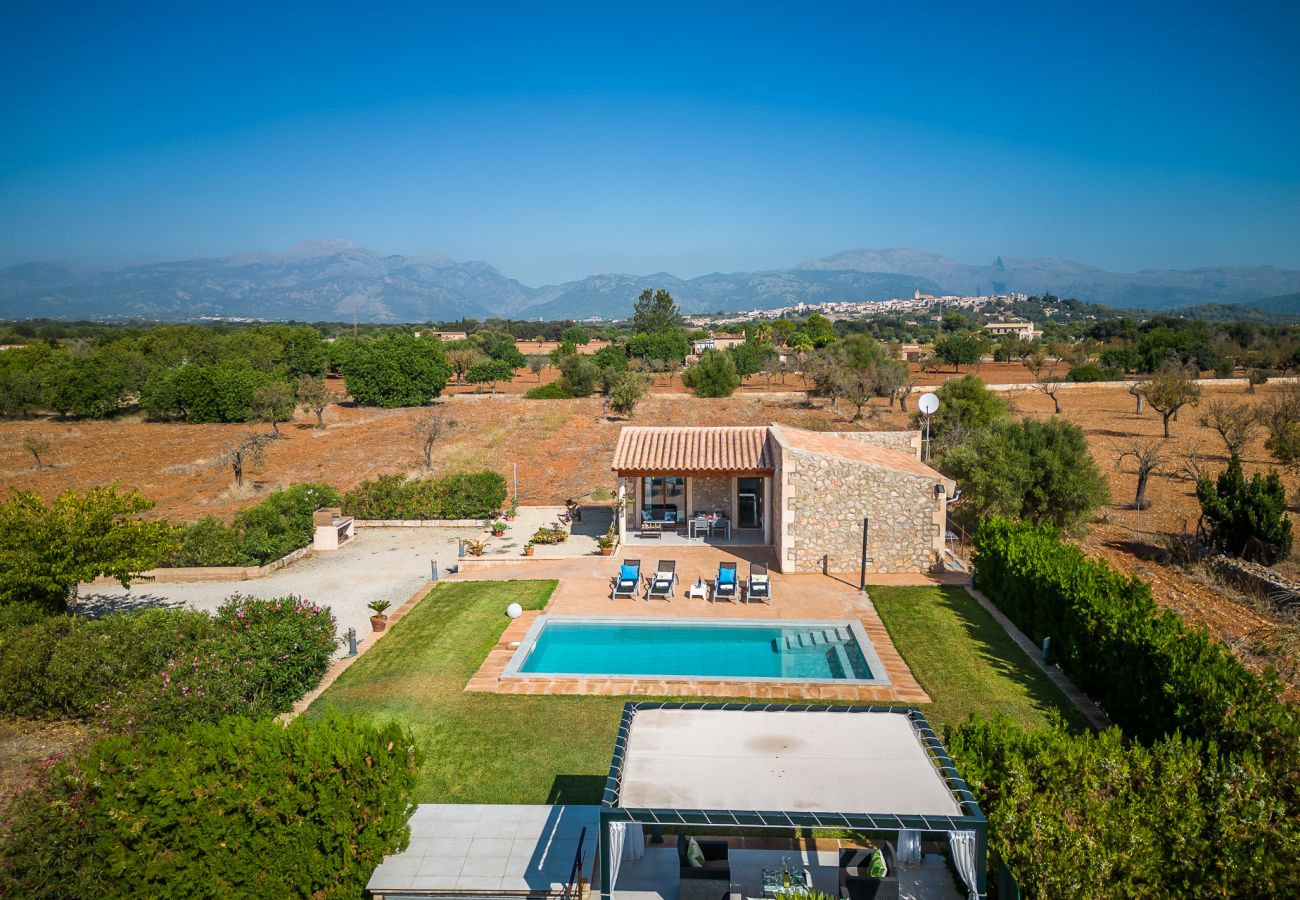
[[342, 471, 508, 520], [972, 517, 1297, 759], [0, 714, 420, 899], [949, 716, 1297, 898]]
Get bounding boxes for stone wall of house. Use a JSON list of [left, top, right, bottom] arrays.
[[690, 476, 731, 517], [833, 430, 923, 458], [781, 449, 943, 574]]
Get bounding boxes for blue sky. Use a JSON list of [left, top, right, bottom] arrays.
[[2, 1, 1297, 283]]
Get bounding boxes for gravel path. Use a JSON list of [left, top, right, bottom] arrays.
[[77, 527, 482, 652]]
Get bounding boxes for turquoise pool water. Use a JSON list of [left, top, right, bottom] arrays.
[[510, 618, 881, 682]]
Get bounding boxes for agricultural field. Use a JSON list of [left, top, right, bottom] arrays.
[[2, 376, 1297, 690]]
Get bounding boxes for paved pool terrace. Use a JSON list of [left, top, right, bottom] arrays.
[[456, 547, 941, 702]]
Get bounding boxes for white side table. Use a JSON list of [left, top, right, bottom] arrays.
[[686, 579, 709, 601]]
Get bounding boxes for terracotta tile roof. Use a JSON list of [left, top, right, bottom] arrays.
[[612, 426, 774, 473], [771, 425, 947, 479]]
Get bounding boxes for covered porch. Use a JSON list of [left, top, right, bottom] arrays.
[[613, 426, 775, 547]]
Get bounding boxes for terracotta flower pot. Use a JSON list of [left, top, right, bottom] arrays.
[[599, 545, 614, 556], [524, 545, 535, 556], [370, 614, 388, 632]]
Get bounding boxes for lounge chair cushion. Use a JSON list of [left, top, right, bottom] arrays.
[[619, 564, 638, 582], [718, 568, 736, 585], [686, 836, 706, 868]]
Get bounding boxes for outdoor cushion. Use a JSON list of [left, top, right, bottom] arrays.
[[686, 836, 706, 868], [718, 568, 736, 585], [868, 849, 886, 878], [751, 574, 768, 584], [620, 564, 638, 582]]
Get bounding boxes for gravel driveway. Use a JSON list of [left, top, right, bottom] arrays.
[[77, 527, 482, 653]]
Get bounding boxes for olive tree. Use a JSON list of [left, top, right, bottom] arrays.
[[1200, 400, 1259, 457], [250, 381, 295, 436], [295, 374, 330, 428]]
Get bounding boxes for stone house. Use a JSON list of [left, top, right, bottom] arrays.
[[611, 424, 955, 574]]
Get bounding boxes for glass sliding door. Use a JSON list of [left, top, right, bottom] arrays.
[[641, 476, 686, 524], [736, 477, 762, 529]]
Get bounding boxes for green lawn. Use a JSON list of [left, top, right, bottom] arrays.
[[869, 584, 1090, 732], [306, 579, 1087, 804]]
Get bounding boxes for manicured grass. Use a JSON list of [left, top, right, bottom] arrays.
[[305, 579, 626, 804], [307, 580, 1089, 804], [870, 584, 1091, 732]]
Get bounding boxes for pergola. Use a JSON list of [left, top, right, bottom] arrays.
[[598, 703, 987, 900]]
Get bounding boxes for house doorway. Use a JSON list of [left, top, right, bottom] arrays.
[[737, 477, 763, 529]]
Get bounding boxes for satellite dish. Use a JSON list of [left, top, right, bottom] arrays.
[[918, 392, 940, 415]]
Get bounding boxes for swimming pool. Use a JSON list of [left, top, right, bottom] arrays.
[[501, 616, 891, 685]]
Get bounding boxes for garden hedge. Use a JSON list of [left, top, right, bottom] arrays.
[[0, 714, 420, 899], [342, 470, 508, 520], [170, 482, 341, 566], [972, 517, 1298, 762], [949, 716, 1298, 898]]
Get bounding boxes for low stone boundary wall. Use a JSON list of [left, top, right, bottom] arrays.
[[93, 545, 313, 585], [1207, 554, 1300, 607]]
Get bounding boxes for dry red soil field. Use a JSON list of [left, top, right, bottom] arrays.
[[3, 376, 1297, 686]]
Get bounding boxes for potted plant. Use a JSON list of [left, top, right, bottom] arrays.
[[367, 599, 392, 632], [490, 520, 507, 537], [523, 542, 535, 556], [465, 538, 487, 557], [504, 499, 519, 521], [597, 532, 616, 556]]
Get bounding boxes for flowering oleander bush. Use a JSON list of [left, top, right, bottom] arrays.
[[0, 595, 336, 731], [0, 714, 420, 899]]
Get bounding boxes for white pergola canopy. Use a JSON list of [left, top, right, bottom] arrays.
[[619, 708, 963, 817]]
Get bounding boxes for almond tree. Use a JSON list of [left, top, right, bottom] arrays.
[[1116, 437, 1167, 510], [219, 433, 273, 488], [1024, 350, 1064, 414], [1199, 400, 1259, 457], [1138, 363, 1201, 437], [412, 411, 457, 468], [295, 374, 330, 428], [22, 435, 51, 469]]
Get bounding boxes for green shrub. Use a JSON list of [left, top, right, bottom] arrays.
[[681, 348, 741, 397], [0, 598, 335, 728], [971, 518, 1300, 771], [0, 609, 217, 719], [591, 343, 628, 372], [233, 482, 341, 564], [556, 353, 599, 396], [342, 471, 507, 520], [1196, 454, 1293, 564], [0, 714, 420, 899], [171, 516, 255, 566], [524, 382, 573, 399], [1066, 363, 1122, 382], [949, 716, 1298, 898]]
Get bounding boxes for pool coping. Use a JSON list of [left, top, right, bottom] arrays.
[[500, 615, 893, 686]]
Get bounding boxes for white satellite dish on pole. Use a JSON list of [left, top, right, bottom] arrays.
[[917, 392, 940, 463]]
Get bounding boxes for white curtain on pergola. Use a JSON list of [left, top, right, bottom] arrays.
[[605, 821, 645, 892], [948, 830, 979, 900]]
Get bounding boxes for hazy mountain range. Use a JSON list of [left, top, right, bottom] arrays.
[[3, 240, 1300, 323]]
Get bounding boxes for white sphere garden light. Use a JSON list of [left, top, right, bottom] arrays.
[[506, 602, 523, 619]]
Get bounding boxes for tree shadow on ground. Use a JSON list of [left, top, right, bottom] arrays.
[[76, 592, 185, 618]]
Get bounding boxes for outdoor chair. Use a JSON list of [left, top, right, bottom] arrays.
[[712, 562, 738, 603], [676, 836, 739, 900], [745, 563, 772, 604], [839, 844, 899, 900], [612, 560, 641, 600], [646, 560, 677, 601]]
